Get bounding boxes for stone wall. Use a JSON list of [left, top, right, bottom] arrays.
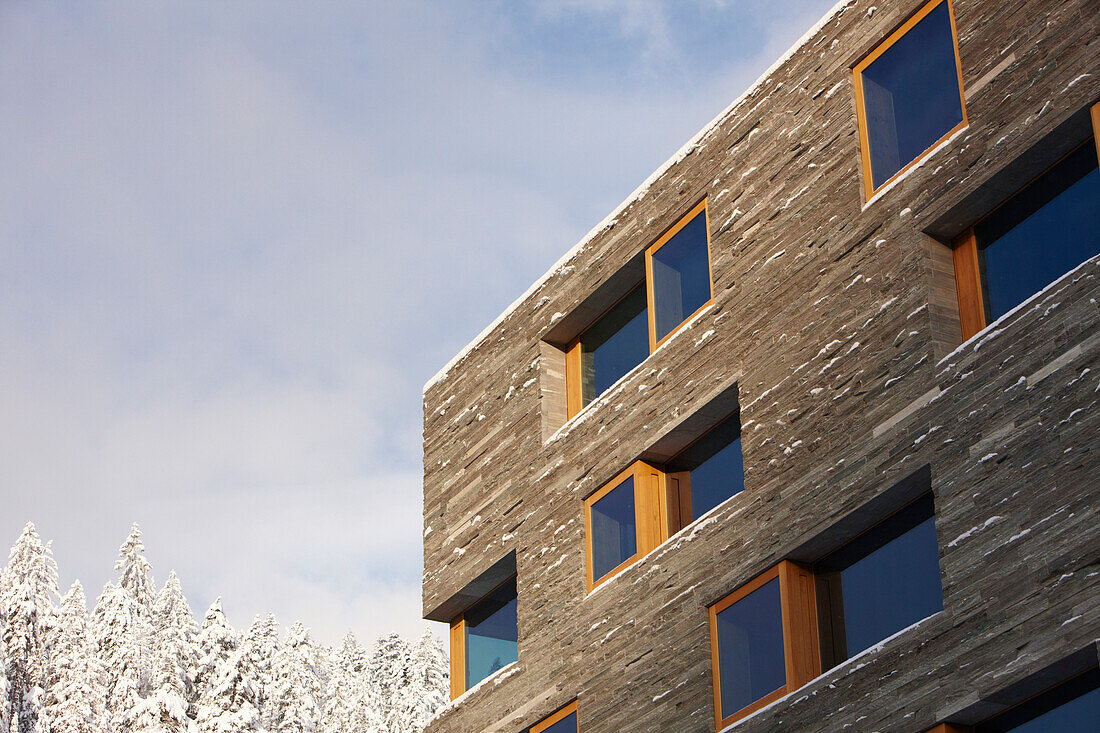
[[421, 0, 1100, 730]]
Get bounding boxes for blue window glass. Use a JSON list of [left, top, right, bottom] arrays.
[[538, 711, 578, 733], [976, 142, 1100, 322], [715, 577, 786, 719], [589, 476, 637, 582], [579, 284, 649, 407], [668, 413, 745, 522], [977, 668, 1100, 732], [464, 576, 518, 689], [860, 0, 964, 190], [650, 209, 711, 343], [816, 495, 943, 665]]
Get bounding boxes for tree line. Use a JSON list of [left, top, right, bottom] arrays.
[[0, 523, 448, 732]]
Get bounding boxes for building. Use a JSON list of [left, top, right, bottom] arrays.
[[420, 0, 1100, 731]]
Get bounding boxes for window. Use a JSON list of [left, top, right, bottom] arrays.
[[564, 200, 713, 418], [706, 493, 943, 728], [815, 494, 943, 667], [976, 667, 1100, 732], [584, 407, 746, 591], [646, 199, 714, 347], [448, 575, 518, 698], [584, 462, 665, 592], [530, 701, 579, 733], [953, 111, 1100, 340], [664, 411, 745, 532], [566, 284, 649, 416], [708, 561, 820, 729], [854, 0, 967, 198]]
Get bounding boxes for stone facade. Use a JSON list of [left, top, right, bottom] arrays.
[[421, 0, 1100, 731]]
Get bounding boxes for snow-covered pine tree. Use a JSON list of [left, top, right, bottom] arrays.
[[93, 582, 156, 733], [36, 582, 107, 733], [115, 526, 155, 613], [0, 647, 11, 733], [267, 622, 320, 733], [241, 614, 278, 730], [390, 628, 448, 732], [193, 600, 263, 733], [94, 525, 160, 733], [366, 632, 411, 727], [0, 523, 60, 733], [319, 632, 379, 733], [143, 572, 199, 732]]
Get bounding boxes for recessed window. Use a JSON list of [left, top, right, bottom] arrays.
[[448, 575, 518, 698], [562, 200, 713, 420], [646, 199, 713, 347], [854, 0, 967, 197], [566, 284, 649, 416], [815, 495, 943, 667], [708, 562, 820, 728], [665, 412, 745, 531], [954, 127, 1100, 340], [530, 701, 579, 733], [976, 667, 1099, 732], [584, 462, 665, 591]]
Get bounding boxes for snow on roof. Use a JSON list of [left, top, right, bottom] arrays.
[[423, 0, 859, 395]]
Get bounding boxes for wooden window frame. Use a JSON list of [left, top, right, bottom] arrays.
[[853, 0, 968, 201], [530, 700, 579, 733], [708, 560, 821, 730], [584, 461, 669, 593], [952, 101, 1100, 341], [448, 574, 518, 700], [644, 198, 715, 351]]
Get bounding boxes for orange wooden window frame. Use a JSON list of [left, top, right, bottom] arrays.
[[644, 198, 715, 351], [924, 725, 972, 733], [448, 615, 466, 700], [447, 574, 518, 700], [952, 228, 986, 341], [853, 0, 968, 201], [708, 560, 821, 730], [530, 700, 579, 733], [584, 461, 669, 593], [953, 101, 1100, 342]]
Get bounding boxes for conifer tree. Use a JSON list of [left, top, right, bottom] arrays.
[[241, 615, 278, 730], [366, 632, 411, 724], [0, 654, 11, 733], [115, 526, 155, 613], [267, 622, 320, 733], [391, 628, 448, 732], [94, 525, 160, 733], [0, 523, 59, 733], [93, 582, 154, 733], [37, 582, 107, 733], [319, 632, 368, 733], [143, 573, 198, 732], [193, 600, 263, 733]]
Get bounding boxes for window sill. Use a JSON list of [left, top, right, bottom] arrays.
[[548, 301, 717, 446]]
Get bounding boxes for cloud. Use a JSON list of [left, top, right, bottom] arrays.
[[0, 0, 840, 645]]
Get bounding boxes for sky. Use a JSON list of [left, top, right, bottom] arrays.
[[0, 0, 840, 646]]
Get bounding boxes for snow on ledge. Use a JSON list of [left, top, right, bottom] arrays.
[[937, 253, 1100, 367], [423, 0, 859, 394], [716, 613, 943, 732], [427, 662, 520, 726], [861, 125, 970, 211]]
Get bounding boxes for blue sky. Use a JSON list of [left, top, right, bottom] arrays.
[[0, 0, 839, 644]]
